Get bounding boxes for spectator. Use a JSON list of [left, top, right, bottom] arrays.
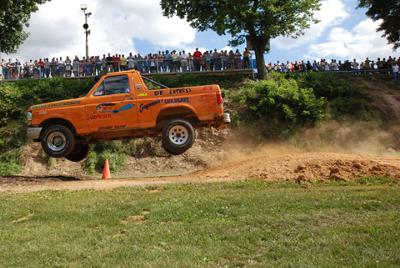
[[171, 51, 180, 72], [193, 48, 202, 71], [73, 57, 79, 77], [120, 54, 127, 71], [164, 50, 172, 72], [234, 49, 242, 69], [180, 50, 189, 72], [44, 58, 51, 78], [106, 53, 113, 72], [393, 62, 399, 81], [188, 53, 194, 72], [243, 48, 251, 69], [157, 51, 164, 73], [212, 49, 221, 71], [65, 56, 72, 77], [1, 59, 9, 80], [203, 51, 211, 71], [37, 58, 45, 78], [58, 57, 65, 77], [127, 53, 135, 70]]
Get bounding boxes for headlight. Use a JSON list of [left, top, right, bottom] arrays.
[[27, 112, 32, 121]]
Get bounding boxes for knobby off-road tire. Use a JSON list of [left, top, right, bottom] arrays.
[[66, 143, 89, 162], [40, 125, 75, 158], [162, 119, 195, 155]]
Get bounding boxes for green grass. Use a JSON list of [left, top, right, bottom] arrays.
[[0, 179, 399, 267]]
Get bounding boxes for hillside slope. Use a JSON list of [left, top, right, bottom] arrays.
[[14, 74, 400, 182], [0, 74, 399, 180]]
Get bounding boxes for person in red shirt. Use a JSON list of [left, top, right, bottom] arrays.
[[112, 54, 120, 72], [193, 48, 202, 71], [37, 58, 45, 78]]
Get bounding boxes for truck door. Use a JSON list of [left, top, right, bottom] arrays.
[[85, 74, 138, 132]]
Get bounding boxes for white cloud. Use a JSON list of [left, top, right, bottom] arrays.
[[272, 0, 350, 50], [6, 0, 196, 61], [307, 19, 400, 60]]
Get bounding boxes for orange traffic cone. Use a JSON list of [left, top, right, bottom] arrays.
[[102, 159, 111, 180]]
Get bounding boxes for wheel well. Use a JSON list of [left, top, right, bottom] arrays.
[[157, 107, 199, 125], [40, 118, 76, 134]]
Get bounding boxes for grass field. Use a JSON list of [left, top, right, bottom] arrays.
[[0, 178, 399, 267]]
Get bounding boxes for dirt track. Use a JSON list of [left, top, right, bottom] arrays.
[[2, 148, 400, 193]]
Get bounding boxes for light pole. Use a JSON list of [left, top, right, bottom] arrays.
[[80, 4, 92, 59]]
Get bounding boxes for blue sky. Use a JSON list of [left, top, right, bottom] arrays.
[[8, 0, 400, 62]]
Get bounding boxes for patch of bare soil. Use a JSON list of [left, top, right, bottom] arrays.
[[1, 146, 400, 193]]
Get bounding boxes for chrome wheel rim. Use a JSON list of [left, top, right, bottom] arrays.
[[47, 131, 67, 152], [168, 125, 189, 145]]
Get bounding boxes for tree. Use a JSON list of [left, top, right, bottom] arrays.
[[358, 0, 400, 49], [0, 0, 49, 54], [160, 0, 320, 79]]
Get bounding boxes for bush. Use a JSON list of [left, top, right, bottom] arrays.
[[0, 84, 24, 127], [234, 75, 326, 137]]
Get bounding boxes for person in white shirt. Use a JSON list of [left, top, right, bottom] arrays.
[[352, 59, 359, 70], [324, 61, 330, 72], [127, 55, 135, 70], [180, 51, 189, 72]]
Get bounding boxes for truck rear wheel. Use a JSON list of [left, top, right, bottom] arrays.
[[41, 125, 75, 158], [66, 143, 89, 162], [162, 119, 195, 155]]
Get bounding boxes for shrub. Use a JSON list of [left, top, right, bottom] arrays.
[[234, 75, 326, 137], [0, 84, 24, 127]]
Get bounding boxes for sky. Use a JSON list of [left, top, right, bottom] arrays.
[[4, 0, 400, 63]]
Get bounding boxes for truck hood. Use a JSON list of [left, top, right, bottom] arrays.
[[29, 98, 85, 111]]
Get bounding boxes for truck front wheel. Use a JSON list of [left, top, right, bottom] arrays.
[[41, 125, 75, 158], [162, 119, 195, 155], [66, 143, 89, 162]]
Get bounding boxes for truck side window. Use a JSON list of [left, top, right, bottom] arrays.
[[93, 83, 105, 96], [93, 75, 130, 96]]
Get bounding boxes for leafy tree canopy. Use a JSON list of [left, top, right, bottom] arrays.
[[0, 0, 49, 54], [161, 0, 320, 79], [358, 0, 400, 49]]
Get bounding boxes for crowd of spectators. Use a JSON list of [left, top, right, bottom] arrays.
[[0, 48, 399, 81], [267, 57, 399, 80], [0, 48, 252, 80]]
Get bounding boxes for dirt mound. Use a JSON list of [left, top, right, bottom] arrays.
[[191, 148, 400, 181]]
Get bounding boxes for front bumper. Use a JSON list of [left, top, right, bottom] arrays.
[[27, 127, 43, 140]]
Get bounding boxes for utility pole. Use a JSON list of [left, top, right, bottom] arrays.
[[80, 4, 92, 59]]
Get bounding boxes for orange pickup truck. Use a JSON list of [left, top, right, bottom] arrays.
[[27, 70, 230, 162]]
